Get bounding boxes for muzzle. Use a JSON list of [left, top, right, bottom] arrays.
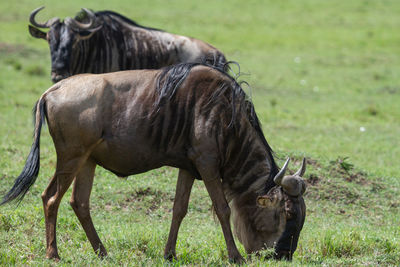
[[51, 71, 70, 83]]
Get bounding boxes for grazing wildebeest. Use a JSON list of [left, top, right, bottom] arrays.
[[28, 7, 226, 83], [1, 63, 306, 262]]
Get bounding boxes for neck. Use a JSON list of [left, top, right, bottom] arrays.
[[221, 125, 276, 201], [110, 13, 203, 65]]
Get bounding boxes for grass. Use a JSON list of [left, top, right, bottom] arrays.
[[0, 0, 399, 265]]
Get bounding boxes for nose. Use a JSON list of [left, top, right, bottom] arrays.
[[51, 71, 69, 83]]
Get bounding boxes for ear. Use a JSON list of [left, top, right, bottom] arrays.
[[75, 25, 102, 41], [256, 196, 270, 208], [76, 30, 96, 40], [28, 25, 46, 39]]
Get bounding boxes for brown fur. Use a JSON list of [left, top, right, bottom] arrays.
[[2, 64, 306, 263]]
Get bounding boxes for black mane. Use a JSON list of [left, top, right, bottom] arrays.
[[156, 62, 279, 185], [92, 10, 163, 32]]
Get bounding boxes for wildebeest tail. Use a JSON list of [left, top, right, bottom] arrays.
[[1, 97, 47, 205]]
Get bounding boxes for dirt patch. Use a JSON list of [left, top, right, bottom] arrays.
[[311, 181, 361, 205], [290, 156, 388, 206], [307, 174, 320, 186], [327, 159, 385, 190], [299, 156, 377, 187], [121, 187, 174, 214], [330, 166, 369, 186]]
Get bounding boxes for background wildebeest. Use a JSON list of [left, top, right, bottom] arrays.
[[28, 7, 226, 83], [1, 63, 306, 262]]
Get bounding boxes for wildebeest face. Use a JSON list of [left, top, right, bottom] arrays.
[[29, 23, 75, 83], [270, 158, 307, 260], [28, 7, 100, 83], [232, 158, 307, 260], [274, 192, 306, 260]]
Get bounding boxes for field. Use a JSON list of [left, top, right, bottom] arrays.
[[0, 0, 399, 265]]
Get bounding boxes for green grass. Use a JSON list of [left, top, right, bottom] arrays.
[[0, 0, 399, 265]]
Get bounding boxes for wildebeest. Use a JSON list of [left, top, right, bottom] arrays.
[[1, 62, 306, 262], [28, 7, 226, 83]]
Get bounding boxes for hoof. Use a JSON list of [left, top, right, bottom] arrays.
[[97, 251, 108, 259], [46, 252, 60, 261], [229, 254, 245, 264], [274, 250, 292, 261], [164, 251, 177, 261], [96, 247, 108, 259]]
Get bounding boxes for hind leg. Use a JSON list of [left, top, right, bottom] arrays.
[[41, 156, 88, 260], [69, 159, 107, 257]]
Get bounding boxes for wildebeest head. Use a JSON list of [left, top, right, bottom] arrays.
[[232, 158, 307, 260], [28, 7, 101, 83]]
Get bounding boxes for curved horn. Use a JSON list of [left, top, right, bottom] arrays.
[[294, 157, 306, 177], [273, 158, 290, 185], [65, 8, 96, 30], [30, 6, 60, 28]]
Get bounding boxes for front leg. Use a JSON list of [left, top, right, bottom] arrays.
[[196, 162, 244, 263], [164, 169, 194, 261]]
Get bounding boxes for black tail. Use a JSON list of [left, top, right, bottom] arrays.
[[1, 98, 46, 205]]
